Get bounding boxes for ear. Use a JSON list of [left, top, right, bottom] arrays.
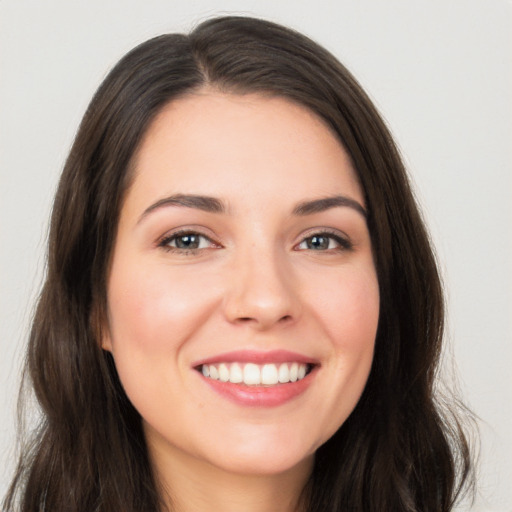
[[100, 331, 113, 352], [90, 299, 113, 352]]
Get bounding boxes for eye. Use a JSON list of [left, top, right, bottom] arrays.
[[296, 232, 352, 251], [158, 231, 217, 252]]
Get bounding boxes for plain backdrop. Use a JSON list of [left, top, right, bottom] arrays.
[[1, 1, 510, 510]]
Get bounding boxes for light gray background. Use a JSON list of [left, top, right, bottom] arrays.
[[1, 1, 510, 510]]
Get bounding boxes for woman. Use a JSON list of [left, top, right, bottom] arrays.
[[4, 16, 474, 512]]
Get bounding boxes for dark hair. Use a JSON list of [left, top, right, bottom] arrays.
[[4, 15, 474, 512]]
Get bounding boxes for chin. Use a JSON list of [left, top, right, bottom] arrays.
[[213, 449, 314, 478], [199, 426, 318, 477]]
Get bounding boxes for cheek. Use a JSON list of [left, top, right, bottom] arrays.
[[268, 263, 378, 453], [310, 265, 380, 353], [313, 265, 378, 390], [106, 258, 219, 357], [313, 267, 379, 430], [104, 259, 220, 423]]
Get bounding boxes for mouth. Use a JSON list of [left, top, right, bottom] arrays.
[[196, 361, 313, 386], [192, 350, 318, 407]]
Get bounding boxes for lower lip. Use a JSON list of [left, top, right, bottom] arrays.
[[199, 371, 315, 407]]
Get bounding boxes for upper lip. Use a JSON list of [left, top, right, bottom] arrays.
[[192, 349, 319, 367]]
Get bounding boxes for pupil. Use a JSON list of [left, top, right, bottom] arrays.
[[308, 236, 328, 250], [176, 235, 199, 249]]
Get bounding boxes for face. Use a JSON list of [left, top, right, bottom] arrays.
[[102, 91, 379, 479]]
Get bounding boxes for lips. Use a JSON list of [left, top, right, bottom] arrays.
[[192, 350, 318, 407]]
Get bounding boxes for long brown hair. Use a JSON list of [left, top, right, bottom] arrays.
[[4, 16, 474, 511]]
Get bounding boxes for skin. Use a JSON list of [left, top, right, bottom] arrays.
[[102, 90, 380, 512]]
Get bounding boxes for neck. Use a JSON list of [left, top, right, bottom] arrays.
[[149, 442, 313, 512]]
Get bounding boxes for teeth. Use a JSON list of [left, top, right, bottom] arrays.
[[218, 363, 230, 382], [209, 365, 219, 380], [243, 363, 261, 385], [278, 363, 289, 383], [200, 362, 310, 386], [261, 364, 279, 385], [289, 362, 298, 382], [230, 362, 243, 383]]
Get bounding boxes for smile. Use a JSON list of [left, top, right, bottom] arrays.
[[193, 350, 318, 407], [200, 362, 311, 386]]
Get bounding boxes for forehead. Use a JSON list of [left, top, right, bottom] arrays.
[[127, 91, 363, 213]]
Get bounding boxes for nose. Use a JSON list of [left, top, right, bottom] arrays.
[[222, 247, 301, 330]]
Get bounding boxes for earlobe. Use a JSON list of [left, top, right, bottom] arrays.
[[90, 299, 112, 352], [101, 333, 113, 352]]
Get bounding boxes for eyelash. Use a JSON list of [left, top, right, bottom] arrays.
[[157, 230, 217, 254], [157, 229, 353, 254], [295, 230, 353, 252]]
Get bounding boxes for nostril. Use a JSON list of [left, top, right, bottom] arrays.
[[234, 314, 293, 326]]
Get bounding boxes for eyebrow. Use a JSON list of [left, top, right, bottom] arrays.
[[138, 194, 226, 223], [138, 193, 367, 224], [292, 195, 367, 218]]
